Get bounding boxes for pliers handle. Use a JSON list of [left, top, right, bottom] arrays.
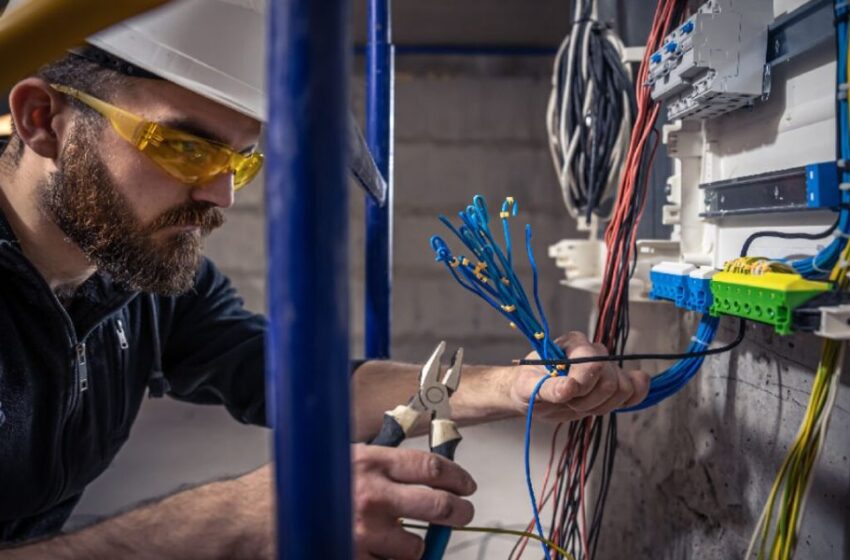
[[368, 341, 463, 560]]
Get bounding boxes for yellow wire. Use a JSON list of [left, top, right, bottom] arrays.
[[401, 522, 575, 560], [755, 236, 850, 559]]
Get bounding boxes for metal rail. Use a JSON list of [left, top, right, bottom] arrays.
[[365, 0, 394, 359], [265, 0, 353, 556]]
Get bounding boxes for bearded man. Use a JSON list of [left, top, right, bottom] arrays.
[[0, 2, 649, 558]]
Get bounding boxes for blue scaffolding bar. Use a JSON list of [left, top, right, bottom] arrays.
[[265, 0, 352, 556], [365, 0, 394, 359]]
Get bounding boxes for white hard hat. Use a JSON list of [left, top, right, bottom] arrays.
[[3, 0, 267, 121]]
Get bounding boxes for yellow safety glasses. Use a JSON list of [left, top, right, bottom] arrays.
[[51, 84, 263, 191]]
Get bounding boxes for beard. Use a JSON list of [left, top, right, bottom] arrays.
[[37, 120, 225, 295]]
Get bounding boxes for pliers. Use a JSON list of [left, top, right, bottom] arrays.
[[370, 341, 463, 560]]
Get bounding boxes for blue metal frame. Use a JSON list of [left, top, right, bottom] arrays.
[[265, 0, 353, 556], [365, 0, 394, 359]]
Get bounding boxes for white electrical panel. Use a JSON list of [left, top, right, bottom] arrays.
[[647, 0, 773, 121]]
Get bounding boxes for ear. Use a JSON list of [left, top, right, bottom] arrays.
[[8, 78, 71, 161]]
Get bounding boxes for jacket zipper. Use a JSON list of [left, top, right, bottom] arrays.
[[115, 319, 129, 349], [76, 342, 88, 393]]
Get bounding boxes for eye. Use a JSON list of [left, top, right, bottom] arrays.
[[166, 139, 208, 162]]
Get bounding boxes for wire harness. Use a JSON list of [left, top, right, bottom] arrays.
[[546, 0, 636, 223]]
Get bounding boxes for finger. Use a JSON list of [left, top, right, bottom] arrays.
[[379, 447, 477, 496], [385, 485, 475, 526], [581, 370, 635, 416], [553, 331, 592, 354], [561, 342, 610, 398], [358, 522, 425, 560], [560, 366, 621, 412], [621, 370, 650, 408]]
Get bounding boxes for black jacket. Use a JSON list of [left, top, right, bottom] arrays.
[[0, 211, 267, 543]]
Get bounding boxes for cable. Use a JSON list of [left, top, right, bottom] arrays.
[[401, 522, 575, 560], [516, 319, 744, 367], [547, 0, 635, 223]]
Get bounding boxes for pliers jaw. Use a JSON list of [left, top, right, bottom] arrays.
[[414, 342, 464, 421]]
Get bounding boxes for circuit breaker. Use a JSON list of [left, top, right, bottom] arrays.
[[647, 0, 772, 121]]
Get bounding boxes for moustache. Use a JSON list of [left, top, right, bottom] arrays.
[[145, 202, 226, 236]]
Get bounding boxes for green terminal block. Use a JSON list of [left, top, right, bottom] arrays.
[[709, 271, 832, 335]]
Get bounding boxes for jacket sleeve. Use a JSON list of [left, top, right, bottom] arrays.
[[158, 258, 268, 427]]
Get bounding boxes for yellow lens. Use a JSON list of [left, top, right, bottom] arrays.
[[233, 152, 264, 190]]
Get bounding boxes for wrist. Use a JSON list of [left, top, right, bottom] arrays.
[[452, 364, 521, 423]]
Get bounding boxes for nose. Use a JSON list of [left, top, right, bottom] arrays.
[[189, 173, 235, 209]]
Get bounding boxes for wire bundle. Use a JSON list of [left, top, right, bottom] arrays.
[[430, 194, 742, 558], [546, 0, 635, 223], [746, 243, 850, 559]]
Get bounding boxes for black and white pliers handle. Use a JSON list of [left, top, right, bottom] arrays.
[[368, 341, 464, 560]]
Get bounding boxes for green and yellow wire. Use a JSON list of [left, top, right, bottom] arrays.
[[402, 522, 575, 560], [746, 240, 849, 560]]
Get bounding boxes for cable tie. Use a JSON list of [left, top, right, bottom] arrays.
[[534, 332, 545, 340], [811, 259, 829, 274], [841, 83, 850, 92], [838, 160, 849, 171], [840, 182, 850, 192], [839, 90, 848, 102], [502, 304, 517, 312], [834, 230, 850, 239], [690, 335, 711, 347]]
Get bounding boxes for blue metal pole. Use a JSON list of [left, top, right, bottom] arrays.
[[265, 0, 352, 557], [365, 0, 394, 359]]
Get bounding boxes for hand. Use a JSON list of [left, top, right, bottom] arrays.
[[352, 443, 476, 560], [508, 331, 650, 421]]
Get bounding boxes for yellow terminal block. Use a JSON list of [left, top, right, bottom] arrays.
[[710, 271, 831, 335]]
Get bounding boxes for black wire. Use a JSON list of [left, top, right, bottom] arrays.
[[739, 217, 840, 258], [517, 319, 746, 367]]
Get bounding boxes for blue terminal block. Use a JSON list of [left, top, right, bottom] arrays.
[[685, 268, 716, 314], [649, 262, 695, 307], [806, 161, 841, 209]]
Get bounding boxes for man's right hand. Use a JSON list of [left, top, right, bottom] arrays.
[[352, 443, 477, 560]]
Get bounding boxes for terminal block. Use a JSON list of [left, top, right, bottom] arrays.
[[647, 0, 772, 121], [710, 271, 832, 335], [649, 262, 695, 306], [686, 267, 716, 314], [650, 263, 718, 314]]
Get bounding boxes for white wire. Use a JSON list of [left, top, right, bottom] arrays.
[[546, 0, 632, 221]]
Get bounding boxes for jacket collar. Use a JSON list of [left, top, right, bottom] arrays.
[[0, 203, 139, 333]]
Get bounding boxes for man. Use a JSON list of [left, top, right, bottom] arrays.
[[0, 1, 649, 558]]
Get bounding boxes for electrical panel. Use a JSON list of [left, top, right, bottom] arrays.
[[550, 0, 845, 338], [647, 0, 773, 121]]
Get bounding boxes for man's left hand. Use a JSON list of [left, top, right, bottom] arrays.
[[507, 331, 650, 422]]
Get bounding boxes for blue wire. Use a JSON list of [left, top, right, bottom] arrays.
[[525, 374, 555, 560]]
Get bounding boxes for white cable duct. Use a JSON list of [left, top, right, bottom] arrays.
[[546, 0, 633, 223]]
